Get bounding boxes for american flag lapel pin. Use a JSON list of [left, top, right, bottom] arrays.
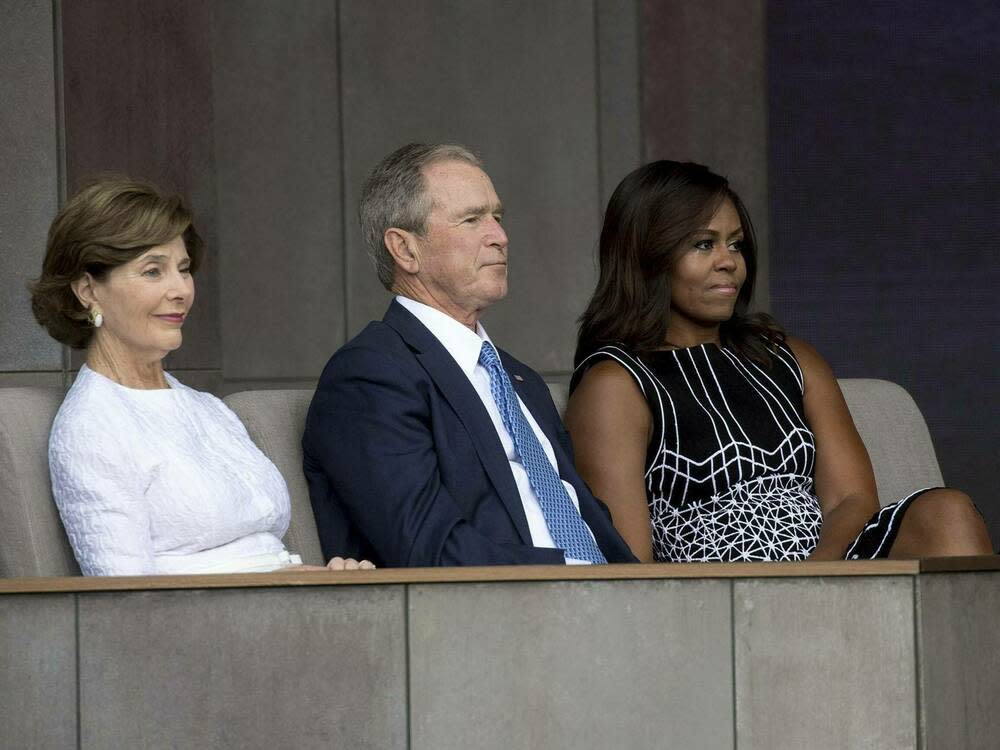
[[514, 374, 524, 382]]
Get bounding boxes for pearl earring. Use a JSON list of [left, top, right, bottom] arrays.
[[89, 309, 103, 328]]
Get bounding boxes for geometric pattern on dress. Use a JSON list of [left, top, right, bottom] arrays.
[[575, 342, 823, 562], [651, 474, 822, 561]]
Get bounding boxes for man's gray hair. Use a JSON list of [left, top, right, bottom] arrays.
[[359, 143, 483, 290]]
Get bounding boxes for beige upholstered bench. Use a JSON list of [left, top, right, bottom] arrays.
[[0, 379, 944, 576]]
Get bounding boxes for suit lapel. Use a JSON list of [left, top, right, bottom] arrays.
[[384, 302, 535, 545]]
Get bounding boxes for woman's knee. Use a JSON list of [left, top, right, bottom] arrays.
[[911, 488, 977, 525], [904, 488, 992, 553]]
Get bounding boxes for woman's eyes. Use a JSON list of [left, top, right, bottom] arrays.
[[693, 239, 744, 252], [142, 266, 191, 278]]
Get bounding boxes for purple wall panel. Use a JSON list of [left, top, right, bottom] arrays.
[[61, 0, 219, 369], [768, 1, 1000, 544]]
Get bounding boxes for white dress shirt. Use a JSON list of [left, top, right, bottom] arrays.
[[396, 296, 595, 562]]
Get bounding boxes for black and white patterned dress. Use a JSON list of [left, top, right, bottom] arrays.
[[572, 342, 929, 562]]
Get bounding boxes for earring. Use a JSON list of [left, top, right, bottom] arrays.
[[89, 309, 103, 328]]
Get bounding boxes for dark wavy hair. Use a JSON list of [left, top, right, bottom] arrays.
[[575, 160, 783, 368]]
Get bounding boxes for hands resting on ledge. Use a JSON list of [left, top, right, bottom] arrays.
[[290, 556, 377, 572]]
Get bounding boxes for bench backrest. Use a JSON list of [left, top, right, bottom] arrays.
[[0, 388, 81, 577], [223, 390, 324, 565]]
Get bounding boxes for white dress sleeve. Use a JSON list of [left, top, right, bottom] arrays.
[[49, 417, 156, 576]]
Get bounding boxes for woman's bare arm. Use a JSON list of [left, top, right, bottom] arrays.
[[787, 337, 880, 560], [564, 360, 655, 562]]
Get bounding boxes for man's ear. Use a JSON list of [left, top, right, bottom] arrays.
[[384, 228, 420, 275], [70, 273, 99, 310]]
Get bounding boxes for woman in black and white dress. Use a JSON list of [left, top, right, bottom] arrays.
[[565, 160, 992, 562]]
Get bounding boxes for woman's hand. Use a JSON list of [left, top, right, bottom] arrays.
[[285, 558, 376, 571], [326, 556, 376, 571]]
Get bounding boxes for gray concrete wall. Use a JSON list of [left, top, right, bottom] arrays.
[[78, 586, 407, 749], [919, 571, 1000, 750], [735, 577, 917, 750], [3, 572, 997, 749], [0, 0, 653, 393], [0, 593, 77, 749], [409, 579, 732, 748], [0, 1, 64, 378], [0, 0, 769, 391]]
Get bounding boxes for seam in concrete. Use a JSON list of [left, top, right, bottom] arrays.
[[335, 0, 349, 345], [74, 593, 81, 750], [913, 576, 924, 749], [404, 584, 412, 750], [52, 0, 66, 209], [730, 580, 738, 750], [635, 0, 645, 161], [52, 0, 70, 389], [757, 0, 771, 313], [592, 0, 603, 217]]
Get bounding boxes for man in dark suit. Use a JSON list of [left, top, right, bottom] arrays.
[[303, 143, 636, 567]]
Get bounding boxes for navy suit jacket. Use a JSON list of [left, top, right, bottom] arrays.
[[302, 300, 637, 567]]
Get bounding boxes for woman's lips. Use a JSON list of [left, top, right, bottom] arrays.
[[154, 313, 186, 324], [709, 284, 739, 296]]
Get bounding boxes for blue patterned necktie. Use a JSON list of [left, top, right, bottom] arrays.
[[478, 341, 607, 564]]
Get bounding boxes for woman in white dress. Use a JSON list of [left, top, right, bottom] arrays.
[[31, 177, 373, 576]]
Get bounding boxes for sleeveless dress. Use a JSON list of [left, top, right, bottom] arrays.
[[572, 342, 931, 562]]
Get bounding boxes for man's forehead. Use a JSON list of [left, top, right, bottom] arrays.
[[423, 158, 488, 185], [423, 160, 500, 207]]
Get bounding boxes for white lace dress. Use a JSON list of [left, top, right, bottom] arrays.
[[49, 365, 301, 575]]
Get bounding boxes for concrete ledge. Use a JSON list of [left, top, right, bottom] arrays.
[[2, 559, 997, 750], [0, 559, 924, 594]]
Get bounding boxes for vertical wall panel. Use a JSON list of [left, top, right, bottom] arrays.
[[0, 1, 64, 372], [767, 1, 1000, 544], [642, 0, 770, 310], [341, 0, 605, 373], [410, 580, 733, 749], [61, 0, 219, 370], [213, 1, 344, 381], [919, 572, 1000, 749], [734, 578, 916, 750], [0, 594, 77, 749], [79, 587, 407, 749], [596, 0, 642, 210]]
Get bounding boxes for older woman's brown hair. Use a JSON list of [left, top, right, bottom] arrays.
[[30, 177, 203, 349]]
